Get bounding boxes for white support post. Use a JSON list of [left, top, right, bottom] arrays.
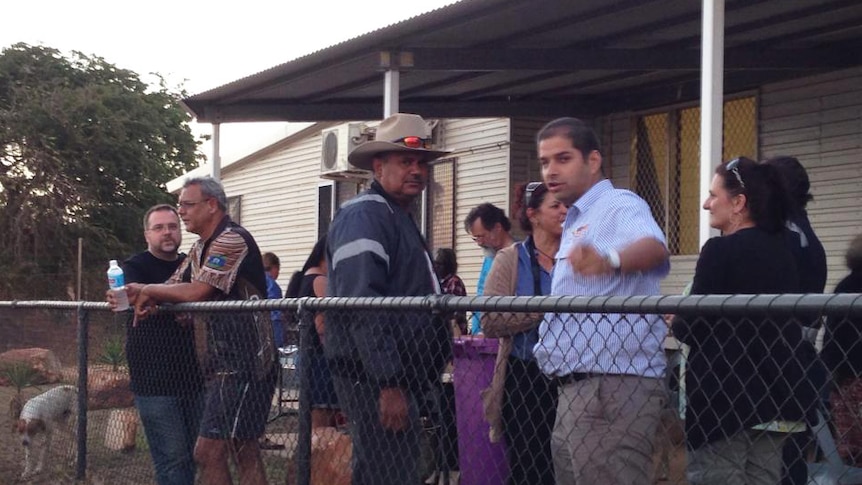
[[384, 69, 400, 118], [699, 0, 725, 248], [211, 123, 222, 181]]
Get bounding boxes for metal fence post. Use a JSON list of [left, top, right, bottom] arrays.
[[295, 299, 314, 485], [75, 303, 89, 481], [431, 295, 453, 485]]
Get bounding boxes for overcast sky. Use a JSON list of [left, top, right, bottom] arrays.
[[1, 0, 455, 163]]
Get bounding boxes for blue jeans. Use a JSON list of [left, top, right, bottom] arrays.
[[135, 393, 204, 485]]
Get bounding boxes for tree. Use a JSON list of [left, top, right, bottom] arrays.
[[0, 43, 202, 299]]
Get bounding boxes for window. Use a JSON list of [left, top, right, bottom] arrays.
[[317, 184, 334, 239], [630, 96, 756, 255], [425, 158, 456, 251], [227, 196, 242, 224]]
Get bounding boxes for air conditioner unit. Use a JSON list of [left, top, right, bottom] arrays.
[[320, 123, 371, 181]]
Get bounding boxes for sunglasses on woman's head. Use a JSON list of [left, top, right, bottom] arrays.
[[524, 181, 543, 207], [726, 158, 745, 189]]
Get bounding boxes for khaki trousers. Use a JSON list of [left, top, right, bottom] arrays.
[[553, 375, 665, 485]]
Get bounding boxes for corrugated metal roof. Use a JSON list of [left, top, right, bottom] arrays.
[[183, 0, 862, 123]]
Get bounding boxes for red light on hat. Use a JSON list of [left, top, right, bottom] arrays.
[[395, 136, 431, 149]]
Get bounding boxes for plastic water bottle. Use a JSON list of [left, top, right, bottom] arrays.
[[107, 260, 130, 312]]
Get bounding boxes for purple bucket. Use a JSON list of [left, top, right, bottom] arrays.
[[452, 337, 508, 485]]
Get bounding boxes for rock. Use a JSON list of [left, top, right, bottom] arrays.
[[87, 368, 133, 410], [310, 427, 352, 485], [104, 408, 138, 452], [0, 348, 62, 386]]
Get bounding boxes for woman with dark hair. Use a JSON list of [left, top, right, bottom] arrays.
[[763, 155, 827, 294], [672, 157, 817, 485], [481, 181, 567, 485], [286, 236, 341, 428], [434, 247, 468, 335], [762, 156, 828, 485]]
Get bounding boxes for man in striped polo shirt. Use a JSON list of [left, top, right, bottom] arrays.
[[533, 118, 671, 485]]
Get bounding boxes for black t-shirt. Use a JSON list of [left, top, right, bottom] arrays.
[[123, 251, 203, 396], [786, 214, 827, 294]]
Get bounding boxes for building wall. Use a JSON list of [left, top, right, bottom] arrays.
[[444, 117, 512, 294], [201, 118, 513, 295], [760, 67, 862, 291], [508, 117, 551, 241], [605, 67, 862, 294], [202, 65, 862, 297], [210, 133, 325, 290]]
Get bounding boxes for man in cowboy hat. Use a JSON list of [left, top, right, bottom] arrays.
[[325, 113, 452, 485]]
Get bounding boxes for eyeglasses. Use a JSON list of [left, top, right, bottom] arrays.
[[470, 224, 499, 243], [147, 223, 180, 232], [524, 181, 543, 207], [177, 199, 211, 209], [392, 136, 432, 149], [470, 228, 492, 242], [725, 158, 745, 190]]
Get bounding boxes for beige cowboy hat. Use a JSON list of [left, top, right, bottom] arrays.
[[348, 113, 451, 170]]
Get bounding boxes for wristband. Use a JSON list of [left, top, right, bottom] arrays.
[[606, 248, 621, 270]]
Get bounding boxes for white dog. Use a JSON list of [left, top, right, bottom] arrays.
[[16, 385, 77, 479]]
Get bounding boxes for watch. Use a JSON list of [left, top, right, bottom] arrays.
[[606, 248, 621, 270]]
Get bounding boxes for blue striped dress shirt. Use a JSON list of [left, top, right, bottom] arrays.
[[534, 179, 670, 378]]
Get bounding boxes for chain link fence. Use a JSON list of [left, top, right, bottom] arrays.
[[1, 294, 861, 484]]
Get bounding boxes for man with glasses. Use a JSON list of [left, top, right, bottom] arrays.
[[533, 117, 670, 485], [116, 176, 276, 485], [120, 204, 203, 485], [325, 113, 452, 485], [463, 203, 515, 334]]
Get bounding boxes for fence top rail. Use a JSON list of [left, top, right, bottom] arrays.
[[0, 294, 860, 316]]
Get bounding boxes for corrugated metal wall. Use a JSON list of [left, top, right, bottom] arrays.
[[760, 67, 862, 291]]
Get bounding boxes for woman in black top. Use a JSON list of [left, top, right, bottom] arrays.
[[763, 155, 829, 485], [286, 236, 341, 428], [672, 157, 817, 485]]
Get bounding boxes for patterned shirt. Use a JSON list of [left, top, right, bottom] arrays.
[[533, 179, 670, 378], [171, 216, 274, 380], [440, 274, 467, 297]]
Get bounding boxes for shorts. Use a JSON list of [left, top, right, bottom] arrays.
[[309, 351, 339, 409], [199, 372, 276, 441]]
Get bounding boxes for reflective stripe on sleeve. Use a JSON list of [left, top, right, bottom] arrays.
[[342, 194, 393, 213], [331, 238, 390, 271]]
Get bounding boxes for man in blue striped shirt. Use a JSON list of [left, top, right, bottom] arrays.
[[533, 117, 670, 485]]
